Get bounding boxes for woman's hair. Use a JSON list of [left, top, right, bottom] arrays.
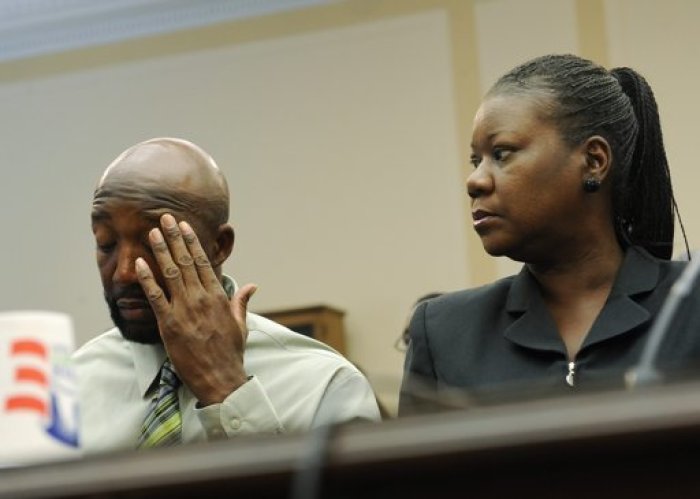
[[488, 54, 687, 260]]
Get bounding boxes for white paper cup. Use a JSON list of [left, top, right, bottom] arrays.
[[0, 311, 80, 466]]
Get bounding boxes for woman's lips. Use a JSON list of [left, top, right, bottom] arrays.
[[472, 209, 497, 228]]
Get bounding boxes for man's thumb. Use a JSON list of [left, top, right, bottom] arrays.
[[232, 283, 258, 322]]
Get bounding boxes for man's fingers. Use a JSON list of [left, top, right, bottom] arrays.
[[159, 214, 201, 289], [231, 283, 258, 326], [179, 220, 221, 290], [149, 225, 187, 299], [135, 257, 169, 317]]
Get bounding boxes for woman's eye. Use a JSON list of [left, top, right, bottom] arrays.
[[469, 154, 481, 168], [493, 148, 511, 162]]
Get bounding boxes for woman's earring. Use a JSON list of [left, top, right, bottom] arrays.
[[583, 178, 601, 193]]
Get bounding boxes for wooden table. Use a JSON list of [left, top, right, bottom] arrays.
[[3, 379, 700, 498]]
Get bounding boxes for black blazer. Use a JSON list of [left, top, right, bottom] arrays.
[[399, 246, 700, 414]]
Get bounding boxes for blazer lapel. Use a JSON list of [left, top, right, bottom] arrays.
[[503, 267, 566, 355], [502, 247, 660, 354], [582, 247, 658, 349]]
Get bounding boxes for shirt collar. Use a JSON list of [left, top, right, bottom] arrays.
[[130, 273, 239, 397], [130, 341, 167, 398], [222, 274, 238, 298]]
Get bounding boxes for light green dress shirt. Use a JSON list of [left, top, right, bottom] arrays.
[[73, 276, 380, 454]]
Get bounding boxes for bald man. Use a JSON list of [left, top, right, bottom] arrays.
[[74, 138, 380, 454]]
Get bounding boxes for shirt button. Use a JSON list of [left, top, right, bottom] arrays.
[[230, 418, 242, 430]]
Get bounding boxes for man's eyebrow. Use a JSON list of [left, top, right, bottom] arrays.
[[90, 209, 174, 231], [141, 208, 171, 223], [91, 209, 111, 223]]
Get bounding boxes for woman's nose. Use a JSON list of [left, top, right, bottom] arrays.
[[466, 163, 493, 199]]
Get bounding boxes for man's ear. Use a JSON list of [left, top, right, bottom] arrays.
[[582, 135, 613, 182], [211, 223, 234, 268]]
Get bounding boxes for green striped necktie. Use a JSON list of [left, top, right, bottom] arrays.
[[137, 359, 182, 448]]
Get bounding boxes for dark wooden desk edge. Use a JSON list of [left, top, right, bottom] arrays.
[[3, 380, 700, 498]]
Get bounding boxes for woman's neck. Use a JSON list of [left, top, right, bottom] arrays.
[[527, 242, 625, 360], [527, 242, 625, 301]]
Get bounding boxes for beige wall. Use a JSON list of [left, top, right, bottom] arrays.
[[0, 0, 698, 415]]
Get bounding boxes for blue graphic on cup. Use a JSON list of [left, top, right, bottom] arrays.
[[44, 345, 79, 448]]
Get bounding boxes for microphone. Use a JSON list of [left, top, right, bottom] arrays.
[[626, 251, 700, 389]]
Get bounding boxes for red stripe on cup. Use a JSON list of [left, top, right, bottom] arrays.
[[10, 340, 47, 359], [15, 367, 48, 387], [5, 396, 47, 415]]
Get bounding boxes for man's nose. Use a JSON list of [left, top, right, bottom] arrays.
[[113, 247, 141, 285]]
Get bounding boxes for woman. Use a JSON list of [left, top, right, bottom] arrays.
[[399, 54, 698, 414]]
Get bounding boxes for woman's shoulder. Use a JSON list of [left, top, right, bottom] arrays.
[[424, 275, 519, 320], [627, 245, 687, 288]]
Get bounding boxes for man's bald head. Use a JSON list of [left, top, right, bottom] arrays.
[[94, 138, 229, 232], [91, 138, 235, 344]]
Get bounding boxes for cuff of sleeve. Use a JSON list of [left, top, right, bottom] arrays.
[[196, 376, 284, 440]]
